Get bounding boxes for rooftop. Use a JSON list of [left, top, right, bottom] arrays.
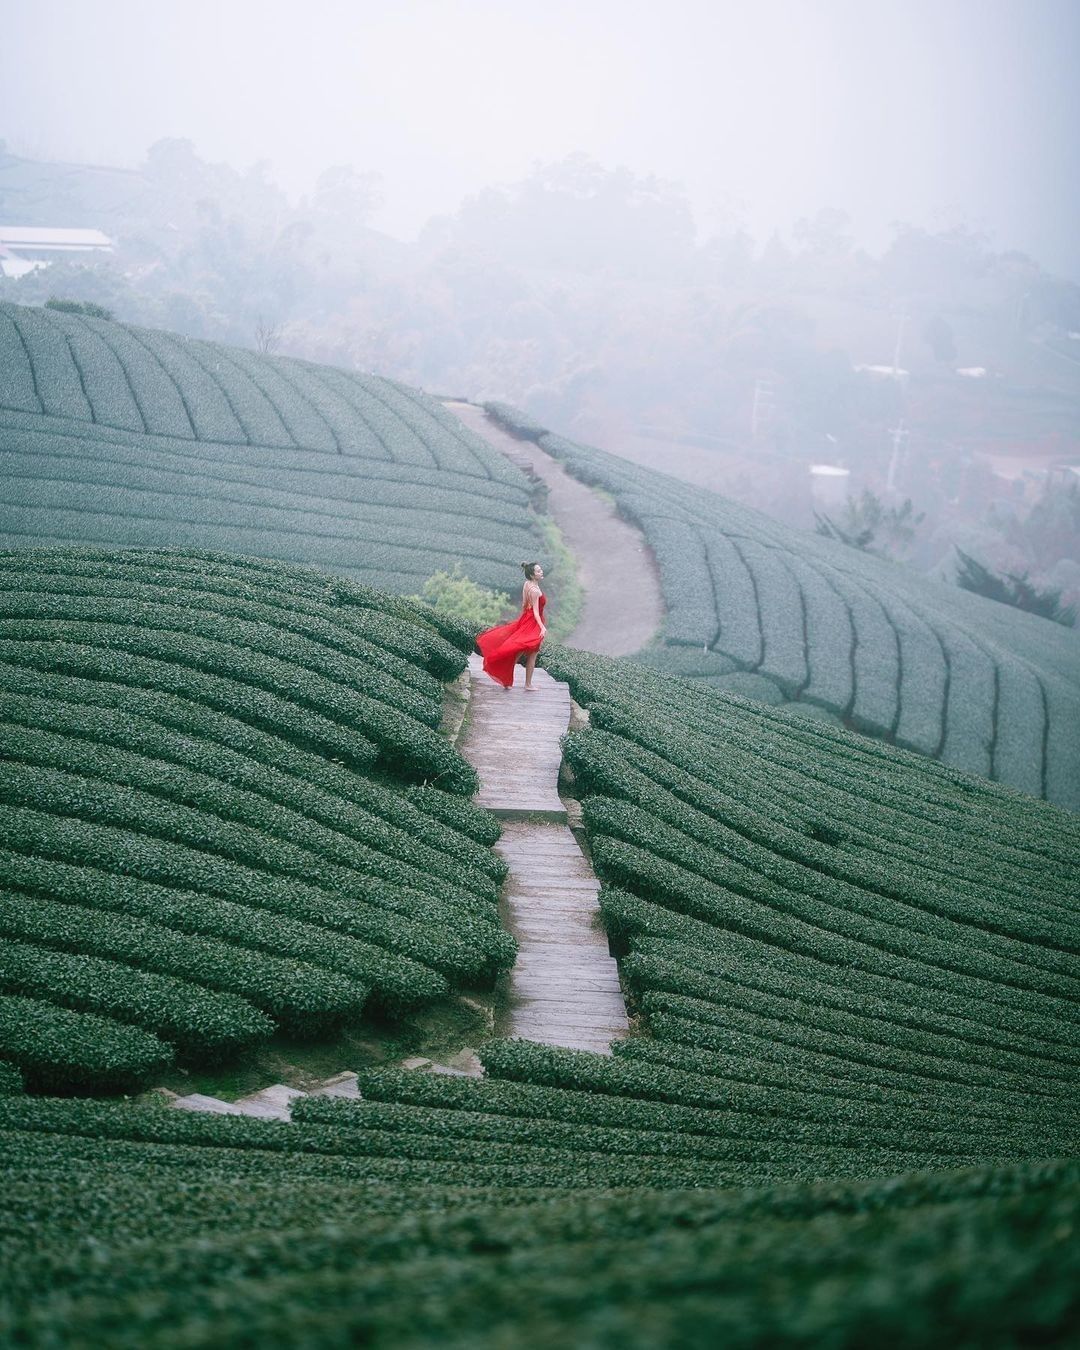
[[0, 226, 113, 250]]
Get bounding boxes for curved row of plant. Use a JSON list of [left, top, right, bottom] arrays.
[[0, 1088, 1076, 1346], [0, 546, 513, 1092], [540, 644, 1079, 1149], [0, 632, 1077, 1342], [484, 401, 1080, 808], [0, 302, 541, 595]]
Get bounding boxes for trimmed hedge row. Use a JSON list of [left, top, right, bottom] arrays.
[[529, 419, 1080, 806], [0, 887, 368, 1036], [0, 614, 479, 789], [290, 1095, 956, 1178], [0, 714, 500, 910], [0, 997, 173, 1094], [0, 939, 272, 1060], [0, 831, 450, 1012], [530, 643, 1079, 1182], [476, 1039, 1076, 1159], [0, 300, 543, 598], [0, 548, 513, 1089], [0, 661, 504, 884]]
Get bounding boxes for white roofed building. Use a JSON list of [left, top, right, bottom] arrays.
[[0, 226, 114, 278]]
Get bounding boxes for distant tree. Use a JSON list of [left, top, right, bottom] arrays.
[[1006, 479, 1080, 571], [311, 164, 383, 224], [816, 490, 924, 556], [954, 547, 1076, 626], [792, 208, 853, 259], [881, 224, 990, 296], [253, 315, 283, 354], [922, 313, 957, 363], [449, 154, 696, 278], [45, 297, 114, 320], [758, 231, 794, 278]]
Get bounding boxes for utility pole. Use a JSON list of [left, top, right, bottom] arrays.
[[892, 301, 907, 377], [751, 377, 776, 441], [885, 418, 909, 494]]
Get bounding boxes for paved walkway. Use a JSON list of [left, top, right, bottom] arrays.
[[445, 401, 664, 657], [462, 653, 629, 1054]]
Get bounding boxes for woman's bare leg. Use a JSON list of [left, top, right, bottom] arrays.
[[524, 651, 538, 689]]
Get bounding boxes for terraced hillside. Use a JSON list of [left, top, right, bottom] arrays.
[[0, 547, 513, 1093], [0, 302, 539, 595], [2, 628, 1077, 1345], [485, 402, 1080, 810]]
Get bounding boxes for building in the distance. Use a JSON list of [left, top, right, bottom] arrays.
[[0, 225, 114, 278]]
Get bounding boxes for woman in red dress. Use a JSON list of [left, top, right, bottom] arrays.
[[476, 561, 547, 690]]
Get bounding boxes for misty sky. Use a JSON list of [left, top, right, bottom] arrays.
[[2, 0, 1078, 277]]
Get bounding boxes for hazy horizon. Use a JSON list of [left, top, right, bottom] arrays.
[[2, 0, 1078, 278]]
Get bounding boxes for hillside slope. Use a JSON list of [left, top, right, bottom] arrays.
[[0, 547, 513, 1092], [0, 301, 539, 596], [1, 630, 1077, 1344], [486, 403, 1080, 809]]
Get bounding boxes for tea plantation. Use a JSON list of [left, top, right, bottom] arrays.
[[1, 585, 1077, 1344], [0, 301, 541, 595], [0, 546, 513, 1092], [485, 402, 1080, 810]]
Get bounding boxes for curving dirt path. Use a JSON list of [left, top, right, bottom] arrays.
[[445, 401, 664, 657]]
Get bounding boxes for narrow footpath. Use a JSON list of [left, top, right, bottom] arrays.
[[462, 653, 629, 1054], [445, 401, 664, 657]]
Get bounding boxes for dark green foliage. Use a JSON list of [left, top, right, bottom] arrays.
[[0, 1060, 23, 1095], [0, 997, 173, 1093], [45, 298, 115, 321], [954, 546, 1077, 626], [3, 1094, 1077, 1347], [501, 411, 1080, 807], [2, 525, 1077, 1345], [530, 643, 1079, 1166], [404, 783, 503, 847], [0, 939, 272, 1060], [0, 547, 505, 1091], [0, 887, 368, 1036]]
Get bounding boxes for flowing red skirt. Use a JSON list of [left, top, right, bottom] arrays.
[[476, 595, 546, 687]]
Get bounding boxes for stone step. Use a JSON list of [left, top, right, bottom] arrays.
[[233, 1083, 307, 1121], [460, 639, 630, 1054], [311, 1071, 361, 1099], [172, 1093, 243, 1116]]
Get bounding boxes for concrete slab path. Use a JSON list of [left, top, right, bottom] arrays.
[[461, 652, 629, 1054]]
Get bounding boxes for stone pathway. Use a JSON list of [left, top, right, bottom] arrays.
[[163, 1071, 361, 1121], [462, 653, 629, 1054], [445, 401, 664, 657], [160, 643, 628, 1121]]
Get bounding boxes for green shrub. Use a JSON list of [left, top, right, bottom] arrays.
[[407, 563, 509, 631], [0, 995, 173, 1093], [0, 887, 369, 1036], [0, 939, 273, 1060]]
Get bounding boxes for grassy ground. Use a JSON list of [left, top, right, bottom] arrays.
[[537, 514, 584, 642], [141, 990, 497, 1102]]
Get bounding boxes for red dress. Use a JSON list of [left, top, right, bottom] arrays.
[[476, 592, 546, 687]]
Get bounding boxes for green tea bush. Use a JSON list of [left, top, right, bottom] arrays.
[[0, 300, 542, 596], [0, 996, 173, 1093], [0, 939, 272, 1060], [0, 548, 507, 1090], [482, 405, 1080, 807]]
